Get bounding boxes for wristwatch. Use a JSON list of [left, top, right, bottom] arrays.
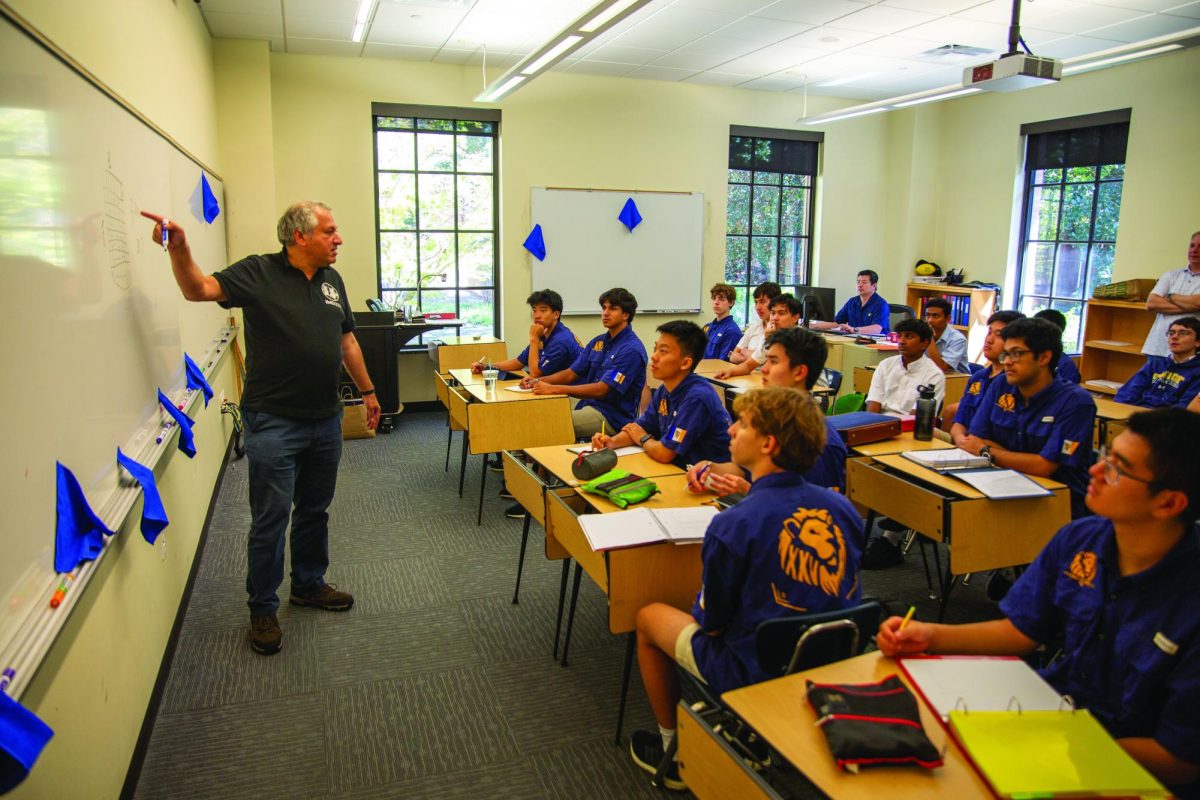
[[638, 433, 653, 446]]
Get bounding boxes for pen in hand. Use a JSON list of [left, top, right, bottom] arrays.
[[899, 605, 916, 632], [161, 218, 169, 251]]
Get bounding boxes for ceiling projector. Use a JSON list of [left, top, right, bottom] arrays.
[[963, 53, 1061, 91]]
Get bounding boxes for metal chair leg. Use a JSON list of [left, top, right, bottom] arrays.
[[615, 633, 636, 745], [445, 426, 453, 472], [457, 432, 468, 498], [512, 512, 532, 604], [553, 560, 570, 659], [560, 562, 583, 667], [477, 451, 489, 525]]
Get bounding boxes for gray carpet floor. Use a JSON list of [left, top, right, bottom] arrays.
[[132, 410, 1002, 799]]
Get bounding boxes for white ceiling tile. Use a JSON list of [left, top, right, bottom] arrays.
[[849, 34, 962, 57], [283, 0, 358, 19], [1031, 34, 1128, 57], [755, 0, 872, 26], [672, 0, 778, 13], [588, 44, 669, 63], [681, 70, 754, 85], [880, 0, 987, 13], [649, 49, 736, 69], [201, 0, 280, 14], [452, 11, 563, 49], [835, 4, 940, 34], [955, 0, 1089, 26], [561, 59, 639, 76], [1164, 1, 1200, 17], [672, 34, 763, 58], [286, 17, 355, 39], [780, 25, 882, 49], [204, 11, 285, 38], [612, 7, 743, 49], [901, 16, 1012, 46], [1033, 4, 1149, 33], [285, 37, 366, 56], [736, 74, 807, 90], [717, 16, 814, 43], [471, 0, 593, 17], [1086, 12, 1200, 39], [368, 4, 466, 46], [431, 48, 487, 65], [717, 43, 824, 74], [625, 64, 703, 80], [1096, 0, 1200, 11], [361, 42, 440, 60]]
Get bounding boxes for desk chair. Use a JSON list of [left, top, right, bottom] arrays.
[[434, 373, 461, 472], [446, 386, 472, 497], [889, 304, 916, 332], [817, 368, 843, 412], [651, 600, 884, 787]]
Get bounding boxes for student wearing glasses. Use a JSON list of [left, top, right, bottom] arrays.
[[1115, 317, 1200, 408], [960, 317, 1097, 518], [879, 408, 1200, 797]]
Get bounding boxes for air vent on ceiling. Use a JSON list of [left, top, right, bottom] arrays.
[[919, 44, 997, 62]]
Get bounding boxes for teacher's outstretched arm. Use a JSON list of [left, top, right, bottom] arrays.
[[140, 211, 226, 302]]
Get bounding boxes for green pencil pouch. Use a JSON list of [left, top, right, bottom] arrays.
[[579, 469, 659, 509]]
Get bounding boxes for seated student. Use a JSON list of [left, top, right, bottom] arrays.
[[713, 293, 802, 378], [865, 318, 946, 417], [729, 281, 781, 364], [1191, 391, 1200, 414], [923, 297, 971, 374], [526, 287, 647, 439], [702, 283, 741, 362], [686, 327, 849, 493], [879, 408, 1200, 797], [591, 320, 730, 469], [948, 310, 1024, 443], [1033, 308, 1082, 384], [628, 387, 865, 791], [470, 288, 581, 378], [810, 269, 890, 335], [961, 317, 1097, 518], [1115, 316, 1200, 408]]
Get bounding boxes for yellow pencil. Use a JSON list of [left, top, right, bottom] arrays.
[[601, 420, 606, 438], [899, 605, 916, 631]]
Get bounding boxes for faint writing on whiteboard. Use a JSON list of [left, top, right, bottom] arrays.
[[102, 154, 131, 290]]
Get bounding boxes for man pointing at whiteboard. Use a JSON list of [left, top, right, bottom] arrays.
[[142, 202, 379, 655]]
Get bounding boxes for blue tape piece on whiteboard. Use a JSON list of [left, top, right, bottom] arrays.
[[184, 354, 213, 407], [618, 197, 642, 232], [54, 462, 113, 574], [523, 224, 546, 261], [116, 448, 169, 545], [201, 174, 221, 223], [158, 390, 197, 458], [0, 692, 54, 794]]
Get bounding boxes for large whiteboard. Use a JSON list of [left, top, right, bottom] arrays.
[[529, 187, 704, 315], [0, 13, 228, 657]]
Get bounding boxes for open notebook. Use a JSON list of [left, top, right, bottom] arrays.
[[901, 448, 1051, 499], [578, 506, 718, 551]]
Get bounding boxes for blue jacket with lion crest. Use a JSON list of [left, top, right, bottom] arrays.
[[689, 471, 864, 694]]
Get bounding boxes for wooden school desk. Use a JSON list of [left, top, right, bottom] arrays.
[[678, 652, 991, 800], [1093, 396, 1142, 450], [446, 366, 484, 385], [429, 336, 506, 372], [849, 432, 955, 458], [847, 454, 1069, 620]]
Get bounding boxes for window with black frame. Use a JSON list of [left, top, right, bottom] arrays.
[[1016, 112, 1130, 353], [724, 127, 821, 327], [372, 104, 500, 343]]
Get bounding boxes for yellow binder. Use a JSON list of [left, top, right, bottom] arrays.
[[948, 709, 1170, 798]]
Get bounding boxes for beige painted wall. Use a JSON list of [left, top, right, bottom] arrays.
[[4, 2, 234, 798]]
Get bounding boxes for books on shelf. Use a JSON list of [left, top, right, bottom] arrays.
[[577, 506, 718, 551], [914, 292, 973, 327]]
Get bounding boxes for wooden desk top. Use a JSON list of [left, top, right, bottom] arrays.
[[850, 432, 956, 457], [463, 379, 559, 403], [871, 453, 1066, 499], [1094, 396, 1143, 420], [722, 652, 991, 800], [696, 359, 735, 375], [436, 335, 503, 346], [704, 372, 763, 390], [524, 445, 685, 486], [577, 473, 713, 514], [447, 367, 483, 385]]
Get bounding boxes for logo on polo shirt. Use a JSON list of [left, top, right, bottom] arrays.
[[777, 507, 847, 598], [997, 393, 1016, 412], [704, 324, 711, 333], [320, 282, 341, 308], [968, 381, 982, 395], [1061, 440, 1080, 456], [593, 340, 604, 351], [1064, 551, 1097, 588], [668, 427, 687, 444], [658, 398, 668, 415]]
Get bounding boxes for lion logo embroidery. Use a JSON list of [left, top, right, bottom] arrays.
[[968, 381, 982, 396], [778, 507, 846, 597], [1064, 551, 1097, 588], [997, 392, 1016, 412], [658, 398, 668, 416]]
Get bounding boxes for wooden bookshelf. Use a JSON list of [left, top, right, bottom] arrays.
[[1079, 299, 1154, 395], [905, 283, 997, 365]]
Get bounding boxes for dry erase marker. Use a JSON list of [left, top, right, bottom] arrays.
[[0, 667, 14, 692], [50, 571, 78, 608], [899, 605, 916, 631], [161, 218, 169, 251]]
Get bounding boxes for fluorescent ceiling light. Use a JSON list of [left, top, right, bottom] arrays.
[[352, 0, 374, 43], [893, 87, 981, 107], [818, 72, 880, 88], [814, 107, 889, 124], [579, 0, 642, 34], [478, 75, 525, 103], [522, 35, 584, 76], [1062, 44, 1181, 75]]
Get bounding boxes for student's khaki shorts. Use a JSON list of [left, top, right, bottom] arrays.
[[674, 622, 706, 683], [571, 406, 616, 439]]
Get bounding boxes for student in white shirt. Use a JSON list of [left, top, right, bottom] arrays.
[[866, 318, 946, 417], [923, 297, 970, 374], [728, 282, 780, 364]]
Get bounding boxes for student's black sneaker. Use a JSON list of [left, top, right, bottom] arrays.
[[721, 725, 772, 769], [488, 458, 505, 473], [289, 583, 354, 611], [498, 484, 515, 500], [504, 503, 527, 519], [248, 614, 282, 655], [629, 730, 686, 791], [862, 537, 905, 570]]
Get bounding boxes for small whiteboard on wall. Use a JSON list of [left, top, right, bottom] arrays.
[[529, 187, 704, 315]]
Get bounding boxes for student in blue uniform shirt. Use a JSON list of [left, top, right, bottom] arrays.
[[880, 408, 1200, 798], [712, 293, 803, 379], [526, 287, 647, 438], [961, 318, 1097, 518], [947, 310, 1024, 438], [591, 321, 730, 469], [1115, 317, 1200, 408], [471, 288, 581, 379], [629, 387, 864, 791], [686, 326, 848, 493], [811, 269, 890, 335], [702, 283, 741, 362], [1034, 308, 1082, 384]]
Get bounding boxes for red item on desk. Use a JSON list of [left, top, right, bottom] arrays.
[[423, 312, 457, 320], [899, 415, 915, 432]]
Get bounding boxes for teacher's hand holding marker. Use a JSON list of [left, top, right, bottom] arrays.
[[139, 211, 227, 303]]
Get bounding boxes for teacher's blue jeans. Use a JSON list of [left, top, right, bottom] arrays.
[[242, 410, 343, 616]]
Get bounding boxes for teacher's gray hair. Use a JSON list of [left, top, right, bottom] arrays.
[[277, 201, 331, 246]]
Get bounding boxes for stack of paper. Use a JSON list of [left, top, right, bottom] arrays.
[[950, 469, 1051, 499], [902, 448, 992, 471], [899, 656, 1063, 720], [578, 506, 718, 551]]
